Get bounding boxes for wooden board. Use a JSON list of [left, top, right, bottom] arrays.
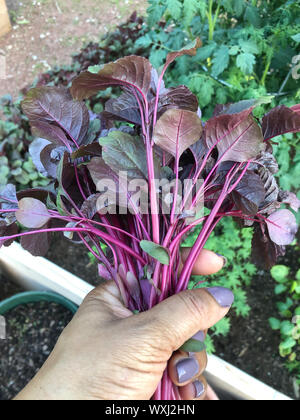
[[0, 0, 11, 38]]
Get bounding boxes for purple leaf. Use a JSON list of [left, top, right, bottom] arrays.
[[98, 264, 111, 281], [22, 87, 90, 147], [153, 109, 203, 158], [213, 97, 272, 117], [164, 38, 202, 70], [29, 138, 51, 176], [71, 142, 102, 159], [16, 198, 51, 229], [40, 144, 66, 178], [279, 191, 300, 212], [0, 221, 18, 248], [156, 85, 199, 117], [252, 226, 286, 270], [232, 170, 266, 215], [262, 105, 300, 141], [71, 56, 153, 100], [104, 92, 142, 125], [20, 226, 50, 256], [266, 209, 298, 246], [205, 109, 265, 163]]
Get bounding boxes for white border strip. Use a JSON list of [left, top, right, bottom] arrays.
[[0, 242, 292, 400], [0, 242, 93, 305]]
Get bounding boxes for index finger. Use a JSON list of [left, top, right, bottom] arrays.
[[181, 248, 227, 276]]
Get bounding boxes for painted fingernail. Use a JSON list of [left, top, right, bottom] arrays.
[[194, 380, 205, 398], [206, 287, 234, 308], [216, 254, 228, 268], [191, 331, 205, 342], [176, 357, 200, 383]]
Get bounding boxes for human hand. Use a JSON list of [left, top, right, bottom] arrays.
[[15, 249, 233, 401]]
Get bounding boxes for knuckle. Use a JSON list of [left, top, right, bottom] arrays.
[[178, 290, 207, 321]]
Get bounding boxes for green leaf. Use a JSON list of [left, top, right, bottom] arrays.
[[271, 265, 289, 283], [88, 65, 103, 74], [189, 75, 215, 108], [269, 317, 281, 330], [166, 0, 182, 20], [100, 131, 149, 179], [196, 43, 216, 61], [274, 284, 288, 295], [180, 338, 206, 353], [244, 5, 261, 28], [280, 321, 295, 336], [291, 34, 300, 43], [236, 52, 256, 75], [280, 337, 296, 350], [211, 45, 230, 77], [239, 39, 259, 55], [140, 240, 170, 265], [183, 0, 198, 28]]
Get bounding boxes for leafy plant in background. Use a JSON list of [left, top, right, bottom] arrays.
[[140, 0, 300, 113], [0, 40, 300, 399], [0, 96, 50, 190], [269, 261, 300, 390], [138, 0, 300, 204]]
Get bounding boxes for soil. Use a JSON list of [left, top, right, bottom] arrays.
[[1, 0, 146, 99], [0, 289, 74, 400], [45, 234, 100, 286]]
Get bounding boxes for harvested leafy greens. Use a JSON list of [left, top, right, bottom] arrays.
[[0, 41, 299, 399]]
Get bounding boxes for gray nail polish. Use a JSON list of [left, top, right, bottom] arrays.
[[194, 380, 205, 398], [191, 331, 205, 342], [206, 287, 234, 308], [176, 357, 199, 383], [216, 254, 228, 268]]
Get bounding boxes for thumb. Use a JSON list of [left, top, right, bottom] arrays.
[[137, 287, 234, 352]]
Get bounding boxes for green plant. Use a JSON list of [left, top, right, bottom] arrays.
[[269, 262, 300, 387], [0, 96, 50, 190], [140, 0, 300, 116]]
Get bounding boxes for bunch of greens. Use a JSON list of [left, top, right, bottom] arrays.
[[0, 42, 299, 400]]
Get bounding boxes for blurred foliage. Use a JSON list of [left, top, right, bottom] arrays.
[[268, 248, 300, 388]]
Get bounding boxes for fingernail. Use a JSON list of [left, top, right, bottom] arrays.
[[206, 287, 234, 308], [194, 380, 205, 398], [191, 331, 205, 342], [216, 254, 228, 268], [176, 357, 199, 383]]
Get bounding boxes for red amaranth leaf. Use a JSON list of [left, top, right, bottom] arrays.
[[266, 209, 298, 246]]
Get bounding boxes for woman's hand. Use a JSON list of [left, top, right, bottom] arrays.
[[15, 250, 232, 401]]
